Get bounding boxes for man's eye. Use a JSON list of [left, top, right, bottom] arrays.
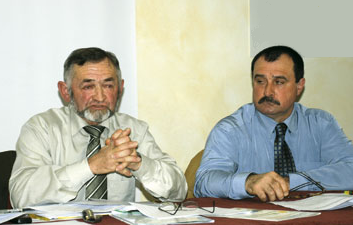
[[83, 85, 94, 90], [104, 84, 114, 88], [255, 79, 264, 84], [275, 80, 285, 85]]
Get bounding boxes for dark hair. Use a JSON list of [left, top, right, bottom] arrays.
[[251, 46, 304, 82], [63, 47, 121, 86]]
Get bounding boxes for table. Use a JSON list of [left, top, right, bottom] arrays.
[[100, 195, 353, 225]]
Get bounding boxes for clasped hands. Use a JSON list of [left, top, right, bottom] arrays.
[[245, 171, 290, 202], [88, 128, 141, 177]]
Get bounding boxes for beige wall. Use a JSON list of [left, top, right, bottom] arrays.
[[136, 0, 353, 172]]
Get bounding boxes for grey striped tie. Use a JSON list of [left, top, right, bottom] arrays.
[[83, 125, 107, 199]]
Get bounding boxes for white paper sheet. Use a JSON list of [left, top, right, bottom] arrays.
[[271, 193, 353, 211], [129, 202, 206, 219], [29, 200, 126, 220], [111, 211, 214, 225], [0, 212, 25, 224], [129, 202, 320, 222], [210, 208, 320, 222], [31, 220, 90, 225]]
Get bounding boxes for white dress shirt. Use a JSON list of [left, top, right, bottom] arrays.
[[10, 105, 187, 208]]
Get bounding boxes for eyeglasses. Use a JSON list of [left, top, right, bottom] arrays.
[[158, 200, 215, 216], [286, 172, 326, 199]]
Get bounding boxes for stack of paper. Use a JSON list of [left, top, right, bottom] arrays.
[[29, 200, 127, 220], [0, 210, 26, 224], [126, 202, 320, 222], [272, 193, 353, 211], [111, 210, 214, 225]]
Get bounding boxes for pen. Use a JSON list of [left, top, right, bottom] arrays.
[[28, 214, 50, 221], [56, 216, 82, 220], [29, 214, 80, 221], [57, 213, 108, 221]]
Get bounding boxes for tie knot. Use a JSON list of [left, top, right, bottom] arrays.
[[275, 123, 287, 136], [83, 125, 105, 138]]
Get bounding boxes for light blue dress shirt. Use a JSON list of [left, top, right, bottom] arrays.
[[194, 103, 353, 199]]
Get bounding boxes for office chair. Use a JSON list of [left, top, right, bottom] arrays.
[[184, 150, 204, 199], [0, 150, 16, 209]]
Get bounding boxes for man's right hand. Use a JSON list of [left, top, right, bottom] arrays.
[[245, 171, 289, 202]]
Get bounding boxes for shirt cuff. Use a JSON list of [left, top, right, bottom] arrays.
[[229, 172, 254, 199], [289, 173, 312, 190], [131, 153, 153, 180], [56, 158, 94, 189]]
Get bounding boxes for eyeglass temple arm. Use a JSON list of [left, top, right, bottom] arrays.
[[199, 200, 215, 213], [294, 172, 326, 192]]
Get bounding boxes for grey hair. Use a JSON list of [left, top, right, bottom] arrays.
[[63, 47, 122, 98]]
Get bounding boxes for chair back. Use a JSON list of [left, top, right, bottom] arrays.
[[0, 150, 16, 209], [184, 150, 204, 199]]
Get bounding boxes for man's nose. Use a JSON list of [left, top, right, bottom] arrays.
[[93, 86, 105, 101], [264, 83, 274, 97]]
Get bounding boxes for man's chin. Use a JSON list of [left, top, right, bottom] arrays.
[[255, 104, 278, 116], [82, 109, 113, 123]]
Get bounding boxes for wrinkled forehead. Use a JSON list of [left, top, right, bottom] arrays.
[[72, 59, 118, 80], [253, 54, 295, 78]]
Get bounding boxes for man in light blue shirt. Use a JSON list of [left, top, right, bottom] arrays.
[[194, 46, 353, 201]]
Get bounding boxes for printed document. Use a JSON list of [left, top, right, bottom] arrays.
[[130, 202, 320, 222], [271, 193, 353, 211]]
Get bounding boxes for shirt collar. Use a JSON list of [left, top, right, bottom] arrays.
[[285, 102, 299, 134]]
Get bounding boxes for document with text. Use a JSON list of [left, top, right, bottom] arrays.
[[271, 193, 353, 211]]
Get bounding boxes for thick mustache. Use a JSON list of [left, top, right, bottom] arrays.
[[89, 104, 109, 108], [258, 96, 280, 105], [87, 101, 109, 108]]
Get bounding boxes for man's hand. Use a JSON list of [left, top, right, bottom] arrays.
[[87, 128, 140, 177], [109, 128, 142, 176], [245, 171, 289, 202]]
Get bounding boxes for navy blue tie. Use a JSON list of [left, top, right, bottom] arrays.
[[274, 123, 296, 177]]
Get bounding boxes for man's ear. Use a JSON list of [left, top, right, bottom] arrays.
[[119, 79, 125, 98], [58, 81, 71, 103], [296, 78, 306, 96]]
